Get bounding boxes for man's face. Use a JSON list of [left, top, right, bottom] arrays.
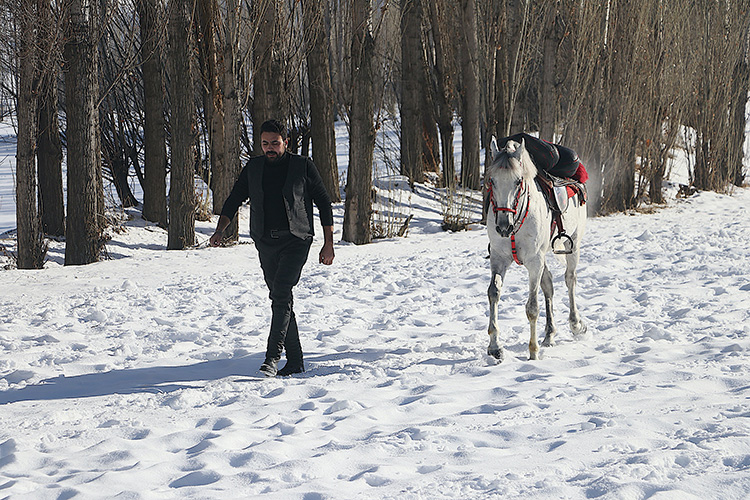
[[261, 132, 288, 162]]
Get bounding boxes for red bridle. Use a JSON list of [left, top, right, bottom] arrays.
[[488, 177, 530, 265]]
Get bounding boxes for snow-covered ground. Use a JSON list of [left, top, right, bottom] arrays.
[[2, 117, 750, 498]]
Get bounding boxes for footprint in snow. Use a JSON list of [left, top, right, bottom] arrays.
[[186, 439, 214, 455], [307, 387, 328, 399], [262, 387, 285, 399], [169, 470, 221, 488], [272, 422, 295, 436], [124, 429, 150, 441], [212, 417, 233, 431], [417, 464, 442, 474], [324, 400, 351, 415]]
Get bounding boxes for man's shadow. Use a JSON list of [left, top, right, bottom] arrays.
[[0, 355, 262, 405]]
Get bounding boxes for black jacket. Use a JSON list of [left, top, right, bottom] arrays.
[[220, 153, 334, 241]]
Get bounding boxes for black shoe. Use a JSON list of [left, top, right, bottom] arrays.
[[259, 359, 278, 377], [277, 361, 305, 377]]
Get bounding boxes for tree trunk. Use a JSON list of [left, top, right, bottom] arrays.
[[400, 0, 423, 185], [37, 68, 65, 237], [34, 0, 64, 237], [138, 0, 168, 227], [16, 0, 45, 269], [197, 0, 227, 217], [421, 91, 440, 174], [342, 0, 375, 245], [106, 112, 139, 208], [539, 6, 560, 142], [438, 124, 455, 187], [64, 0, 102, 265], [600, 2, 637, 213], [304, 0, 341, 202], [253, 0, 283, 152], [221, 0, 242, 241], [459, 0, 480, 190], [729, 20, 749, 188], [425, 0, 455, 188], [167, 0, 196, 249]]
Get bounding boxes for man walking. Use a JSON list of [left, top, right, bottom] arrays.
[[210, 119, 335, 377]]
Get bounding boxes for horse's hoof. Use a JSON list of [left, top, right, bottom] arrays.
[[542, 337, 555, 347], [487, 348, 504, 361], [571, 321, 587, 336]]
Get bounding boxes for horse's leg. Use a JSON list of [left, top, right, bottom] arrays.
[[487, 253, 508, 361], [565, 250, 587, 336], [525, 257, 544, 360], [540, 262, 557, 347]]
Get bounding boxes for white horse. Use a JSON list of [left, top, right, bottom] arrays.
[[486, 137, 587, 361]]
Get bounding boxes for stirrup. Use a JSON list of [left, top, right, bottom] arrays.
[[551, 232, 574, 254]]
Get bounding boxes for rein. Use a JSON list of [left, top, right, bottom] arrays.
[[488, 177, 530, 265]]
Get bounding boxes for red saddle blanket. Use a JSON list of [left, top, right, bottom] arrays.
[[537, 163, 588, 212]]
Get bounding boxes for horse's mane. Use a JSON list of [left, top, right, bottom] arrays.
[[491, 139, 538, 180]]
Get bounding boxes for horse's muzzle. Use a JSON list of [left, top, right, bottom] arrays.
[[495, 224, 513, 238]]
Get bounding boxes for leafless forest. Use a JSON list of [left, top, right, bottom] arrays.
[[1, 0, 748, 268]]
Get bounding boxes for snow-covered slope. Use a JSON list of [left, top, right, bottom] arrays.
[[1, 179, 749, 498]]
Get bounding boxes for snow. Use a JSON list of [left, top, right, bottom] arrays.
[[2, 117, 750, 499]]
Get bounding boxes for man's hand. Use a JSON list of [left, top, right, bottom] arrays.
[[209, 215, 232, 247], [319, 242, 334, 265], [209, 231, 223, 247], [319, 225, 335, 265]]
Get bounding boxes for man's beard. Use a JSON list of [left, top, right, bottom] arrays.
[[265, 151, 285, 163]]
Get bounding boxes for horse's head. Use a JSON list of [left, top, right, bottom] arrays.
[[487, 137, 537, 237], [488, 136, 537, 177]]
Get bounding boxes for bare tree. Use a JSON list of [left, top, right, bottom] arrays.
[[196, 0, 227, 218], [328, 0, 352, 119], [400, 0, 423, 185], [35, 0, 64, 237], [494, 0, 525, 137], [420, 84, 440, 175], [14, 0, 46, 268], [138, 0, 168, 227], [424, 0, 456, 187], [690, 0, 748, 191], [167, 0, 196, 249], [252, 0, 284, 151], [458, 0, 480, 190], [303, 0, 340, 201], [342, 0, 375, 244], [64, 0, 103, 265], [220, 0, 242, 241], [729, 19, 750, 187], [538, 2, 562, 141], [632, 0, 684, 204]]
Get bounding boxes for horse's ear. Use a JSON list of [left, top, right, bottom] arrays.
[[490, 136, 499, 157], [518, 137, 526, 154]]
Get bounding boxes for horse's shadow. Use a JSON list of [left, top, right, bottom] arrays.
[[0, 355, 261, 405]]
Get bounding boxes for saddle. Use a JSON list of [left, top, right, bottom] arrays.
[[535, 170, 587, 254], [536, 170, 587, 213]]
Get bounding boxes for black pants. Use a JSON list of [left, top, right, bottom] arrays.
[[255, 232, 312, 362]]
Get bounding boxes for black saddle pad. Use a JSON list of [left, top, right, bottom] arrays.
[[498, 133, 579, 178]]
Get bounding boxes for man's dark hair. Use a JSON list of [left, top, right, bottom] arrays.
[[260, 119, 287, 139]]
